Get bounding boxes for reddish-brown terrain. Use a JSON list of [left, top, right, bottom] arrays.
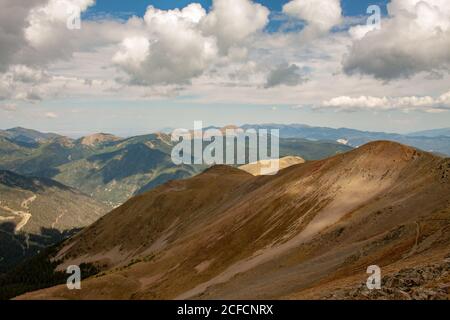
[[17, 141, 450, 300]]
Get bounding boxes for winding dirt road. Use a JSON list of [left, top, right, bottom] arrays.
[[0, 195, 37, 233]]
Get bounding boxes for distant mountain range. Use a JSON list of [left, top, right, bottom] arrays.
[[407, 128, 450, 138], [0, 127, 60, 146], [0, 127, 351, 207], [0, 170, 107, 273], [240, 124, 450, 156], [11, 141, 450, 300]]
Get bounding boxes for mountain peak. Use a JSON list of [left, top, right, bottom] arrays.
[[5, 127, 60, 143], [7, 126, 33, 132], [221, 125, 240, 131], [355, 140, 423, 160], [80, 133, 121, 146]]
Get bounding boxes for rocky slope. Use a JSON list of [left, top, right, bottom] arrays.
[[15, 141, 450, 300], [321, 259, 450, 300]]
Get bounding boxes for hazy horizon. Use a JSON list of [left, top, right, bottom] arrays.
[[2, 121, 450, 139]]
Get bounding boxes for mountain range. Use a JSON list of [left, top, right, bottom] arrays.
[[9, 141, 449, 300], [0, 127, 61, 146], [0, 127, 351, 207], [407, 128, 450, 138], [240, 124, 450, 156]]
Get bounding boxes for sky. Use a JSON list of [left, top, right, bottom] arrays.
[[0, 0, 449, 137], [82, 0, 389, 23]]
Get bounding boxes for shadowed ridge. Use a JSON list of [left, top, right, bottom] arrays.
[[0, 170, 73, 192], [201, 164, 254, 177]]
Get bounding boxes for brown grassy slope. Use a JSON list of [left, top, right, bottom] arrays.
[[17, 141, 450, 300]]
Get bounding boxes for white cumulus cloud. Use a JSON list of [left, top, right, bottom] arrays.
[[283, 0, 342, 38], [320, 90, 450, 113], [344, 0, 450, 80], [113, 4, 217, 85], [201, 0, 269, 53], [113, 0, 269, 86]]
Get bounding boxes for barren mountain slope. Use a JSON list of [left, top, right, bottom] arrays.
[[17, 141, 450, 300]]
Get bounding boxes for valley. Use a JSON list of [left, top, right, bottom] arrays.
[[0, 170, 108, 273]]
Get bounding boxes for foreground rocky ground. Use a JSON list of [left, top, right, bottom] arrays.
[[324, 254, 450, 300]]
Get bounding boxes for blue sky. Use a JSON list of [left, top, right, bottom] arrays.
[[84, 0, 389, 17], [1, 0, 449, 137], [84, 0, 390, 32]]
